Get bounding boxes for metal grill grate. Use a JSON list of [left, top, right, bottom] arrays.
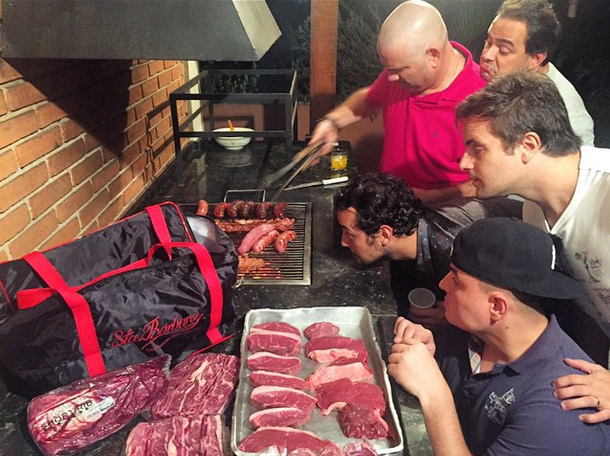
[[236, 202, 311, 286]]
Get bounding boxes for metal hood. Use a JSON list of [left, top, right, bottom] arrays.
[[1, 0, 281, 61]]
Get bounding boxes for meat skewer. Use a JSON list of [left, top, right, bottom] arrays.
[[227, 200, 245, 218], [216, 217, 295, 233], [240, 201, 255, 218]]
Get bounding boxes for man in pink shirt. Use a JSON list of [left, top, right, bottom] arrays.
[[310, 0, 486, 203]]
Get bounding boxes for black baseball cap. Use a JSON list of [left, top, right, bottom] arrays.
[[450, 217, 585, 299]]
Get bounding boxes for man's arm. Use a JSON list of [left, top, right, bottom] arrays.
[[388, 339, 472, 456], [308, 86, 378, 157], [553, 358, 610, 423]]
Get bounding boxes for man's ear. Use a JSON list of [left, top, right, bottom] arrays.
[[528, 51, 548, 69], [518, 131, 543, 164], [489, 291, 509, 322], [378, 225, 394, 246], [426, 47, 441, 68]]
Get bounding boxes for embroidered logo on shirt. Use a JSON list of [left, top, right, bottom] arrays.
[[574, 251, 602, 282], [485, 388, 515, 425]]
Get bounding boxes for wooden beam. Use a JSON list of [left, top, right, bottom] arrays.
[[309, 0, 339, 128]]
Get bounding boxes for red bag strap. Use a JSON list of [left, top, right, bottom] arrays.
[[20, 252, 106, 377], [146, 204, 173, 244], [147, 242, 225, 345]]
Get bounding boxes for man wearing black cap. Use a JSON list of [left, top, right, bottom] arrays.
[[388, 218, 610, 455]]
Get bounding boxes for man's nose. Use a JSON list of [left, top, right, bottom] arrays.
[[439, 273, 451, 292], [481, 46, 496, 62], [459, 152, 473, 171]]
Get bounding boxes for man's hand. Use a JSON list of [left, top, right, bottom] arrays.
[[308, 117, 338, 158], [388, 339, 446, 401], [393, 316, 436, 355], [408, 300, 446, 327], [553, 358, 610, 423]]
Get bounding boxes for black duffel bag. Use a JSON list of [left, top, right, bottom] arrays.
[[0, 202, 237, 397]]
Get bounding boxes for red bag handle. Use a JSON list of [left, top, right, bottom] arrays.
[[17, 242, 225, 377], [146, 204, 173, 244], [20, 252, 106, 377]]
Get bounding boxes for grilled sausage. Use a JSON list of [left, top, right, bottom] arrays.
[[228, 200, 245, 218], [256, 202, 273, 219], [237, 223, 276, 255], [251, 229, 280, 253], [213, 202, 228, 218], [273, 202, 288, 218], [196, 199, 209, 216], [240, 201, 255, 218], [275, 230, 296, 253]]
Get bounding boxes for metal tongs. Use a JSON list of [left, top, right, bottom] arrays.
[[259, 143, 325, 202]]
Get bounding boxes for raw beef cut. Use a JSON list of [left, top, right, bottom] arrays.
[[247, 352, 302, 375], [308, 361, 373, 389], [249, 407, 311, 429], [315, 378, 386, 415], [238, 426, 342, 455], [305, 336, 368, 364], [249, 371, 308, 391], [27, 355, 170, 456], [343, 440, 378, 456], [250, 386, 316, 413], [304, 322, 340, 340], [151, 353, 238, 419], [125, 414, 224, 456], [247, 329, 302, 357], [252, 322, 301, 337], [339, 404, 391, 439]]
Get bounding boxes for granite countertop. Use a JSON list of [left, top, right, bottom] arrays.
[[0, 140, 432, 455]]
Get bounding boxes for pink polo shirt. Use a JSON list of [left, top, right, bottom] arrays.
[[367, 42, 486, 189]]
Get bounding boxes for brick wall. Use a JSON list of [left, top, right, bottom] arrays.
[[0, 58, 187, 261]]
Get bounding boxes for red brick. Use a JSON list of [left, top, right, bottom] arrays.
[[167, 80, 181, 94], [0, 90, 7, 116], [131, 65, 149, 84], [84, 133, 102, 153], [9, 210, 60, 258], [0, 204, 31, 246], [47, 138, 86, 177], [29, 173, 72, 218], [130, 152, 148, 178], [14, 126, 62, 167], [152, 88, 168, 108], [118, 140, 141, 168], [55, 181, 94, 223], [0, 110, 39, 149], [108, 168, 134, 197], [71, 150, 104, 186], [154, 116, 171, 138], [163, 61, 176, 69], [125, 118, 147, 145], [128, 85, 142, 105], [38, 217, 81, 251], [5, 81, 46, 111], [60, 119, 85, 142], [36, 102, 67, 129], [123, 174, 145, 205], [141, 78, 159, 98], [135, 97, 153, 120], [171, 65, 184, 81], [0, 162, 48, 212], [0, 60, 21, 84], [157, 69, 173, 87], [0, 250, 9, 262], [0, 149, 19, 181], [79, 189, 110, 228], [148, 61, 165, 77], [91, 160, 120, 192], [97, 196, 125, 228]]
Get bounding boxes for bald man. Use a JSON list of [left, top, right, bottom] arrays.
[[309, 0, 486, 204]]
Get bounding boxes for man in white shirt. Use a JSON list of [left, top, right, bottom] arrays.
[[479, 0, 595, 145], [456, 70, 610, 424]]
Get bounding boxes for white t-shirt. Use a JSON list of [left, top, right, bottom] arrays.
[[523, 146, 610, 335], [546, 63, 595, 146]]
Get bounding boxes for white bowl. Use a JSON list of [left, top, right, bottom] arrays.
[[213, 127, 253, 150]]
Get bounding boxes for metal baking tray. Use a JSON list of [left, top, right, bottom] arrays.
[[231, 307, 404, 455]]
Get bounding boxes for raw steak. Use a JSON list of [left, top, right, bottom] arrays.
[[27, 355, 169, 456], [151, 353, 238, 419], [305, 336, 368, 364], [315, 378, 386, 415], [339, 404, 391, 439], [249, 407, 311, 429], [304, 322, 340, 340], [238, 426, 342, 455], [250, 386, 316, 413], [125, 414, 224, 456], [249, 371, 308, 391], [252, 322, 301, 337], [343, 440, 378, 456], [247, 352, 302, 375], [308, 361, 373, 389], [247, 329, 302, 357]]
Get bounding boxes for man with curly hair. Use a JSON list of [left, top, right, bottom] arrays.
[[334, 173, 522, 324]]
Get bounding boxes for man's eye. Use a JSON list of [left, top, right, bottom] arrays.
[[499, 47, 511, 55]]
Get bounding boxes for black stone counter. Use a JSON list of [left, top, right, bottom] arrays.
[[0, 140, 432, 455]]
